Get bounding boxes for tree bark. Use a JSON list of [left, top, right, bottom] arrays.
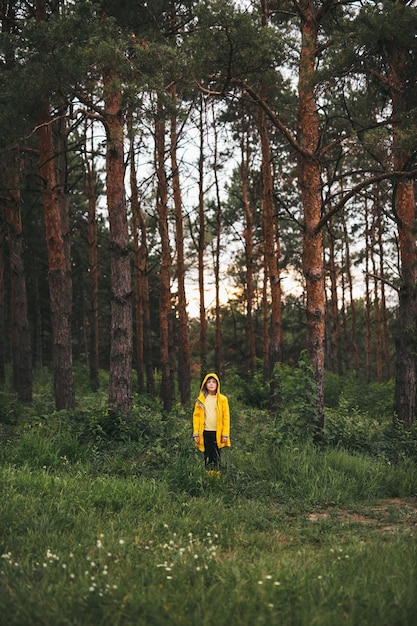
[[170, 84, 191, 404], [365, 198, 372, 383], [155, 98, 174, 413], [3, 156, 32, 402], [36, 0, 74, 411], [297, 0, 325, 434], [212, 106, 224, 377], [83, 126, 100, 392], [259, 0, 282, 411], [342, 209, 359, 374], [129, 134, 155, 396], [103, 68, 133, 416], [198, 97, 207, 375], [240, 130, 257, 376], [390, 46, 417, 426]]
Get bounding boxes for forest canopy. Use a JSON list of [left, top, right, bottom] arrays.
[[0, 0, 417, 430]]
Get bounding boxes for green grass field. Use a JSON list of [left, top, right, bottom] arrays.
[[0, 375, 416, 625]]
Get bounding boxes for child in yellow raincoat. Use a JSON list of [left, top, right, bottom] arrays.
[[192, 372, 230, 468]]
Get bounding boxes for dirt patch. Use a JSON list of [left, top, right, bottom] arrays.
[[307, 498, 417, 531]]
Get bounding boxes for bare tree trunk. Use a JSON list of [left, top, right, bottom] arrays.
[[129, 134, 144, 394], [325, 220, 342, 375], [390, 46, 417, 425], [371, 198, 383, 382], [376, 188, 390, 379], [342, 209, 359, 374], [297, 0, 325, 434], [0, 219, 5, 385], [36, 0, 74, 411], [198, 97, 207, 376], [155, 98, 174, 412], [129, 135, 154, 396], [365, 198, 372, 383], [240, 129, 257, 376], [4, 156, 32, 402], [103, 68, 133, 416], [259, 0, 282, 410], [170, 84, 191, 404], [262, 262, 269, 378], [83, 126, 100, 391], [212, 106, 224, 377]]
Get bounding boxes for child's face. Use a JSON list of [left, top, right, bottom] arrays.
[[206, 378, 218, 394]]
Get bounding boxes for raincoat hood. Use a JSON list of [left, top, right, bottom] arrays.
[[199, 372, 221, 397]]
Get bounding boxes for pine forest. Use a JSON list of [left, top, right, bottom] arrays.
[[1, 0, 417, 433]]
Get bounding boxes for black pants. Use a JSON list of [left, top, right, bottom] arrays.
[[203, 430, 221, 468]]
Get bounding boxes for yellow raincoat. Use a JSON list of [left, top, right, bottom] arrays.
[[192, 372, 231, 452]]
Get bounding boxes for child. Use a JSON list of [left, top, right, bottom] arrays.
[[192, 372, 230, 468]]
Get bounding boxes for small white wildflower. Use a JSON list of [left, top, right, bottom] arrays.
[[119, 539, 125, 545], [258, 580, 263, 585], [166, 575, 172, 580], [97, 540, 103, 549], [274, 582, 281, 586], [318, 575, 323, 580], [268, 603, 274, 609], [265, 575, 272, 580]]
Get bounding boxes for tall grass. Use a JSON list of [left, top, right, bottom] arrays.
[[0, 369, 416, 625]]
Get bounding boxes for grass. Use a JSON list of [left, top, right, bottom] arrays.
[[1, 464, 416, 626], [0, 372, 416, 625]]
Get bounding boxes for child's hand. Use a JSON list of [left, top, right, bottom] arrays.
[[193, 435, 200, 445], [221, 436, 228, 444]]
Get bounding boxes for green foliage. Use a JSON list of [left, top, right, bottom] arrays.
[[1, 390, 417, 625]]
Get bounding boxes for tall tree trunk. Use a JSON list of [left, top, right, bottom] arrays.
[[365, 198, 372, 383], [103, 68, 133, 416], [36, 0, 74, 410], [390, 47, 417, 426], [371, 199, 383, 382], [297, 0, 325, 434], [198, 97, 207, 376], [376, 188, 390, 379], [326, 219, 342, 375], [155, 98, 174, 412], [259, 0, 282, 410], [212, 106, 224, 377], [170, 84, 191, 404], [262, 262, 269, 378], [240, 130, 257, 376], [130, 136, 155, 396], [342, 209, 359, 374], [129, 134, 144, 394], [4, 156, 32, 402], [0, 218, 5, 385], [83, 126, 100, 392]]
